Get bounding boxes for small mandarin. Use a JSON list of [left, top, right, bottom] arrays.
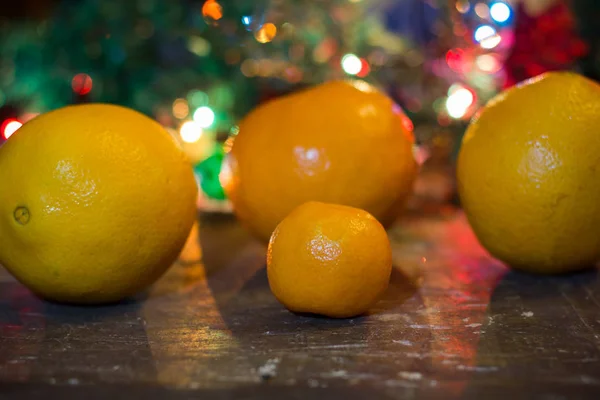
[[267, 201, 392, 318]]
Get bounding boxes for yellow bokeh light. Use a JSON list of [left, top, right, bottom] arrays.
[[254, 23, 277, 44], [456, 0, 470, 14], [172, 98, 189, 119], [241, 59, 258, 77]]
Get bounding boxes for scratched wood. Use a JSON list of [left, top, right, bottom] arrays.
[[1, 208, 600, 400]]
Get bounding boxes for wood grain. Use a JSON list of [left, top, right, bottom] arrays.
[[1, 208, 599, 399]]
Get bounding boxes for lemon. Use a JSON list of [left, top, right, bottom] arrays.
[[457, 72, 600, 274], [0, 104, 198, 303]]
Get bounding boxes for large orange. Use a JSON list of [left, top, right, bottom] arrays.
[[457, 72, 600, 274], [221, 80, 417, 242], [267, 201, 392, 318], [0, 104, 198, 303]]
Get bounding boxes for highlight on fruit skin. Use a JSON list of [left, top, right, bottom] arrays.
[[457, 71, 600, 274], [0, 103, 198, 304], [266, 201, 392, 318], [221, 79, 418, 244]]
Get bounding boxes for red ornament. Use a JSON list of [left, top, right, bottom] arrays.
[[503, 2, 588, 89]]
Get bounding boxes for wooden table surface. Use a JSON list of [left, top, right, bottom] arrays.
[[1, 207, 600, 399]]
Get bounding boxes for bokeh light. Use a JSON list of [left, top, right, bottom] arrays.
[[193, 106, 215, 128], [180, 121, 204, 143], [172, 98, 189, 119], [1, 119, 22, 140], [480, 34, 502, 49], [202, 0, 223, 26], [446, 49, 465, 72], [356, 59, 371, 78], [456, 0, 470, 14], [71, 73, 93, 95], [490, 2, 511, 23], [341, 53, 362, 75], [254, 23, 277, 44], [474, 25, 496, 43], [241, 16, 252, 31], [474, 3, 490, 19], [241, 59, 258, 77], [476, 54, 502, 73], [446, 86, 475, 119], [188, 90, 209, 107]]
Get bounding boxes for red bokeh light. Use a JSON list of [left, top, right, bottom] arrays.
[[356, 58, 371, 78], [71, 73, 93, 95]]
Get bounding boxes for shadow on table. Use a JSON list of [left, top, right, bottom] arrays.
[[197, 211, 431, 394], [0, 279, 157, 384], [461, 267, 600, 399]]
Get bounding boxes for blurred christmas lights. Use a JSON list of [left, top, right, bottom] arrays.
[[474, 3, 490, 19], [474, 25, 497, 43], [71, 73, 93, 95], [202, 0, 223, 26], [456, 0, 470, 14], [172, 98, 190, 119], [446, 85, 475, 119], [476, 54, 502, 73], [480, 34, 502, 49], [341, 54, 362, 75], [254, 23, 277, 44], [1, 119, 22, 140], [490, 2, 511, 24], [180, 121, 203, 143], [193, 106, 215, 128]]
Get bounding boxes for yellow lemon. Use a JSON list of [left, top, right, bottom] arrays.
[[457, 72, 600, 274], [221, 80, 417, 243], [0, 104, 198, 303], [267, 201, 392, 318]]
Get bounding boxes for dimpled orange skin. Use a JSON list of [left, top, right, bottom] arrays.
[[221, 80, 417, 243], [267, 201, 392, 318], [0, 104, 198, 303], [457, 72, 600, 274]]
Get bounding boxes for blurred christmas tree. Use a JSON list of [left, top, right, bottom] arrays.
[[0, 0, 532, 204], [0, 0, 521, 128]]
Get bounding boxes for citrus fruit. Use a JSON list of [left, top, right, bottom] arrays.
[[267, 201, 392, 318], [221, 80, 417, 243], [457, 72, 600, 274], [0, 104, 198, 303]]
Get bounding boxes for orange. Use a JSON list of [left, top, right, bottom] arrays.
[[0, 104, 198, 303], [221, 80, 417, 243], [267, 201, 392, 318], [457, 72, 600, 274]]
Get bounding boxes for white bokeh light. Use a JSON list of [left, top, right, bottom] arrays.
[[341, 54, 362, 75], [2, 120, 22, 139], [446, 88, 474, 119], [193, 106, 215, 128], [474, 25, 496, 43], [490, 2, 511, 23], [180, 121, 204, 143]]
